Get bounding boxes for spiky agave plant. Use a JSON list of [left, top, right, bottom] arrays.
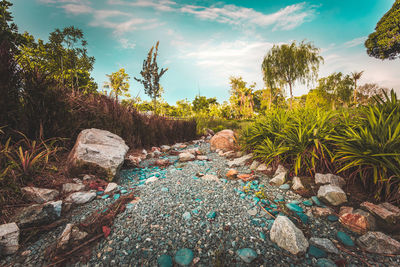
[[332, 89, 400, 200]]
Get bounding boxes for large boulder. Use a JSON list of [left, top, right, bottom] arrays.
[[317, 184, 347, 206], [67, 128, 129, 181], [270, 215, 309, 255], [210, 130, 236, 152], [0, 223, 19, 255], [21, 187, 59, 204], [357, 231, 400, 254], [13, 200, 62, 228]]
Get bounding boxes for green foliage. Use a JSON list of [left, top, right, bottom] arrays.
[[229, 76, 255, 118], [103, 68, 130, 101], [261, 41, 323, 107], [192, 95, 218, 112], [365, 0, 400, 60], [135, 41, 168, 112], [332, 90, 400, 200]]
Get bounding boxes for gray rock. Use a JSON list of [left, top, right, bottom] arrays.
[[57, 223, 88, 250], [179, 152, 195, 162], [0, 223, 19, 255], [62, 183, 86, 194], [315, 173, 345, 188], [65, 191, 96, 205], [357, 231, 400, 254], [104, 182, 118, 193], [21, 187, 59, 204], [160, 145, 171, 152], [270, 215, 309, 254], [317, 184, 347, 206], [292, 176, 305, 191], [201, 174, 220, 182], [256, 163, 270, 172], [67, 128, 129, 180], [249, 160, 260, 170], [14, 201, 62, 228], [309, 237, 339, 254], [227, 154, 253, 167], [196, 155, 208, 161], [270, 172, 286, 186]]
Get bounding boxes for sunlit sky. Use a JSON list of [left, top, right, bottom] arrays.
[[11, 0, 400, 103]]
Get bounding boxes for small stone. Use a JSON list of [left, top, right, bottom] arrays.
[[286, 203, 304, 213], [336, 231, 354, 247], [236, 248, 257, 263], [179, 152, 195, 162], [0, 223, 19, 255], [309, 237, 339, 254], [161, 187, 169, 192], [201, 174, 220, 182], [357, 231, 400, 254], [145, 176, 158, 183], [339, 213, 369, 234], [259, 232, 266, 240], [256, 163, 270, 172], [317, 184, 347, 206], [158, 254, 173, 267], [227, 154, 253, 167], [360, 201, 400, 224], [207, 211, 216, 219], [196, 155, 208, 161], [250, 161, 261, 170], [339, 206, 354, 216], [312, 207, 333, 217], [308, 245, 327, 258], [315, 173, 345, 188], [183, 212, 191, 220], [327, 215, 338, 222], [292, 176, 305, 190], [247, 207, 258, 216], [316, 258, 337, 267], [104, 183, 118, 194], [279, 184, 290, 190], [311, 196, 323, 206], [62, 183, 86, 194], [113, 193, 120, 200], [303, 200, 313, 207], [270, 172, 286, 186], [174, 248, 194, 266]]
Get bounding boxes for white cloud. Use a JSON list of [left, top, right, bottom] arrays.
[[343, 36, 367, 48], [108, 0, 177, 11], [119, 38, 136, 49], [61, 4, 92, 14]]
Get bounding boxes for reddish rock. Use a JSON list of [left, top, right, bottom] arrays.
[[226, 169, 238, 179], [357, 231, 400, 255], [339, 213, 369, 234], [312, 207, 333, 217], [361, 202, 400, 224], [210, 130, 236, 152], [339, 206, 354, 216], [237, 174, 254, 182], [154, 159, 169, 166], [151, 147, 160, 152]]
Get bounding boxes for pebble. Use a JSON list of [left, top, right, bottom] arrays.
[[327, 215, 338, 222], [337, 231, 354, 247], [316, 258, 337, 267], [183, 211, 191, 220], [174, 248, 194, 266], [158, 254, 173, 267], [279, 184, 290, 190], [236, 248, 257, 263], [206, 211, 216, 219], [308, 245, 327, 258]]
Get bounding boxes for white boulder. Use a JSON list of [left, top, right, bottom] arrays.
[[317, 184, 347, 206]]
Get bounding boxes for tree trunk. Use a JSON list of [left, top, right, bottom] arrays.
[[289, 82, 293, 109], [353, 79, 357, 104]]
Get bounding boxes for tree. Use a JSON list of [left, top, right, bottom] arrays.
[[192, 95, 217, 113], [351, 71, 364, 104], [365, 0, 400, 60], [262, 41, 323, 108], [229, 76, 255, 118], [357, 83, 389, 104], [135, 41, 168, 113], [103, 68, 130, 102]]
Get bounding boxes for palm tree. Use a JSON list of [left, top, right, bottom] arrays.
[[351, 71, 364, 104]]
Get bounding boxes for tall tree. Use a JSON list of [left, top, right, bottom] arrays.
[[351, 70, 364, 104], [135, 41, 168, 113], [262, 41, 323, 108], [103, 68, 130, 102], [365, 0, 400, 60]]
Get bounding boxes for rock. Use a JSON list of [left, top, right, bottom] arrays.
[[127, 155, 141, 166], [221, 150, 236, 158], [247, 207, 258, 216], [237, 174, 253, 181], [65, 191, 96, 205], [236, 248, 257, 263], [160, 145, 171, 152], [227, 154, 252, 167], [67, 128, 129, 181], [226, 169, 238, 179], [13, 201, 62, 228], [145, 176, 158, 184], [207, 211, 216, 219], [316, 258, 337, 267], [308, 245, 327, 258], [179, 152, 195, 162], [57, 223, 88, 250], [201, 174, 220, 182], [250, 161, 260, 170], [62, 183, 86, 194], [21, 187, 59, 204], [104, 182, 118, 193], [357, 231, 400, 254], [317, 184, 347, 206], [339, 206, 353, 216], [158, 254, 173, 267], [315, 173, 345, 187], [270, 215, 309, 255], [286, 203, 304, 213], [153, 150, 162, 158], [155, 159, 169, 166], [360, 201, 400, 224], [256, 163, 270, 172], [311, 196, 323, 206], [270, 172, 286, 186], [210, 129, 236, 152], [292, 177, 305, 190], [354, 209, 376, 230], [309, 237, 339, 254], [312, 207, 333, 217], [327, 215, 338, 222], [0, 223, 19, 255], [196, 155, 208, 161], [174, 248, 194, 266], [302, 200, 313, 207], [182, 211, 191, 220], [336, 231, 354, 247], [339, 213, 370, 234], [279, 184, 290, 190]]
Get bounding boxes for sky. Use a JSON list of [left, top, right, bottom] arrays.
[[11, 0, 400, 104]]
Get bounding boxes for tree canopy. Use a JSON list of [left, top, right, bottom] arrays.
[[103, 68, 130, 101], [262, 41, 323, 108], [365, 0, 400, 60]]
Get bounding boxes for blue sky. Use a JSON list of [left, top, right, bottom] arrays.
[[11, 0, 400, 103]]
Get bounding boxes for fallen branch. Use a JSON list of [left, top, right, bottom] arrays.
[[258, 203, 276, 219]]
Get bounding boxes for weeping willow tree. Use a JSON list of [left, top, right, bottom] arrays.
[[262, 41, 323, 108]]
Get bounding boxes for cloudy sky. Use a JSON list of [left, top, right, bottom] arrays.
[[11, 0, 400, 103]]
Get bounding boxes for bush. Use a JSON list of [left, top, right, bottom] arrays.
[[195, 115, 251, 135]]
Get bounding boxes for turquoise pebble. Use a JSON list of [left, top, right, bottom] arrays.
[[113, 194, 120, 200], [259, 232, 266, 240], [236, 248, 257, 263], [174, 248, 194, 266], [120, 189, 128, 194], [316, 258, 337, 267], [303, 199, 313, 206], [308, 245, 327, 258], [207, 211, 217, 219], [327, 215, 338, 222], [337, 231, 354, 247], [101, 194, 109, 199], [158, 254, 173, 267], [286, 203, 304, 213]]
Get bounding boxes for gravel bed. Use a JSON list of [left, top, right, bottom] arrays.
[[2, 141, 400, 266]]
